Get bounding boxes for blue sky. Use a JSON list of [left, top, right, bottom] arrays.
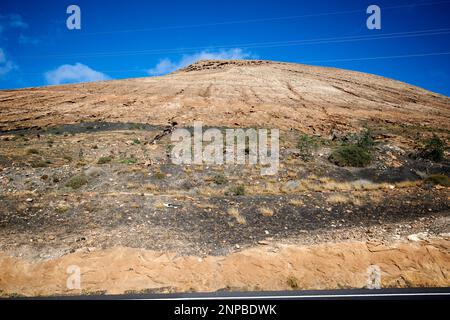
[[0, 0, 449, 95]]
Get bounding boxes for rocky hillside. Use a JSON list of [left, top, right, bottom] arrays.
[[0, 60, 449, 297], [0, 60, 449, 134]]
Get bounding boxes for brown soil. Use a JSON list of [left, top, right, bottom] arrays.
[[0, 238, 449, 297]]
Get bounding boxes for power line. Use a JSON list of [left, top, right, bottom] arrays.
[[303, 51, 450, 63], [18, 27, 450, 59], [17, 51, 450, 76], [74, 0, 450, 36]]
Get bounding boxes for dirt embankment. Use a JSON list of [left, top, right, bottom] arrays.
[[0, 238, 449, 297]]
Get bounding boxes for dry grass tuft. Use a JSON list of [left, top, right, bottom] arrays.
[[396, 180, 421, 188], [144, 184, 159, 192], [196, 203, 218, 210], [259, 207, 274, 217], [326, 193, 350, 204], [288, 199, 304, 207], [228, 207, 246, 225], [198, 187, 223, 197], [154, 202, 165, 209], [247, 182, 282, 195], [286, 275, 300, 289]]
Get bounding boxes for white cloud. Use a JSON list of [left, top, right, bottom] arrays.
[[0, 14, 28, 33], [45, 63, 110, 85], [147, 58, 179, 76], [8, 14, 28, 29], [18, 34, 40, 45], [147, 48, 254, 76], [0, 48, 16, 76], [0, 14, 36, 47]]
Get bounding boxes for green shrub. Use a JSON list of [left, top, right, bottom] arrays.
[[133, 138, 141, 145], [329, 145, 372, 167], [97, 156, 112, 164], [226, 185, 245, 196], [213, 174, 228, 185], [418, 135, 445, 162], [329, 128, 374, 167], [65, 174, 88, 189], [355, 128, 374, 148], [297, 134, 321, 160], [425, 174, 450, 187], [340, 128, 374, 147], [119, 157, 137, 165]]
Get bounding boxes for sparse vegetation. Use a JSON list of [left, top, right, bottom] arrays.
[[228, 207, 246, 225], [55, 202, 70, 213], [130, 123, 143, 130], [119, 157, 137, 165], [425, 174, 450, 187], [31, 160, 48, 168], [396, 180, 421, 188], [289, 199, 304, 207], [81, 290, 107, 296], [183, 167, 193, 174], [97, 156, 112, 164], [65, 174, 88, 189], [347, 128, 374, 149], [144, 184, 159, 192], [196, 203, 218, 210], [224, 178, 422, 196], [329, 145, 372, 167], [287, 275, 299, 289], [153, 171, 166, 179], [27, 148, 39, 155], [297, 134, 322, 160], [329, 128, 374, 167], [154, 202, 165, 209], [259, 207, 274, 217], [212, 174, 228, 185], [326, 194, 350, 204], [225, 185, 245, 196], [418, 135, 446, 162]]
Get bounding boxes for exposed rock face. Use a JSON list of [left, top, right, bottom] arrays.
[[1, 59, 449, 133]]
